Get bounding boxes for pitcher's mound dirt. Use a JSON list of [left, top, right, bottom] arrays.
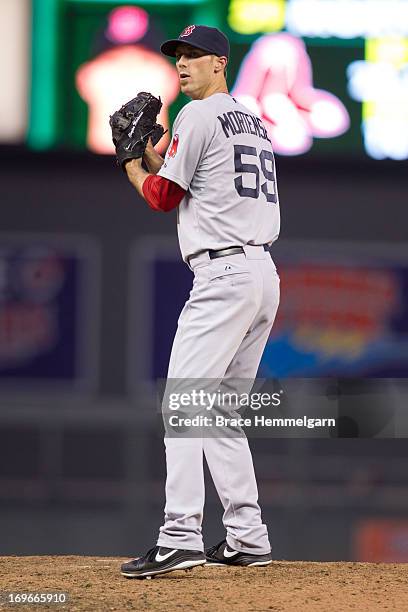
[[0, 556, 407, 611]]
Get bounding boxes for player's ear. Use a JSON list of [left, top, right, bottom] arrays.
[[214, 55, 227, 75]]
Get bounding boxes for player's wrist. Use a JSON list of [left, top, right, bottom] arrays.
[[125, 158, 143, 172]]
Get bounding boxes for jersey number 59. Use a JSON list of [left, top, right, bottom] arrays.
[[234, 145, 277, 204]]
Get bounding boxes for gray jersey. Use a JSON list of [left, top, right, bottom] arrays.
[[158, 92, 280, 262]]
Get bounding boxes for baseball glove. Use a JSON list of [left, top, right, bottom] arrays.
[[109, 92, 165, 169]]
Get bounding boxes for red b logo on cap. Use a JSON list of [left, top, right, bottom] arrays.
[[180, 25, 195, 37]]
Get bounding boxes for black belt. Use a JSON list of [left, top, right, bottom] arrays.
[[208, 244, 270, 260]]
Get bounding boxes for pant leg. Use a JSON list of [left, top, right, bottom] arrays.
[[157, 256, 260, 550], [203, 255, 280, 553]]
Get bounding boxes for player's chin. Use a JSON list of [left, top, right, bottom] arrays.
[[180, 81, 194, 95]]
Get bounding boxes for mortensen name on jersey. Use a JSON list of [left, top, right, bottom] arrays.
[[217, 110, 271, 142]]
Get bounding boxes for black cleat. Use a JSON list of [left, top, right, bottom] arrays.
[[121, 545, 206, 579], [205, 539, 272, 567]]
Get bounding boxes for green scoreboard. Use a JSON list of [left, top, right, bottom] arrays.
[[29, 0, 408, 160]]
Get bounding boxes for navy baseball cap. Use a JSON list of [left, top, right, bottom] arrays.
[[161, 25, 229, 59]]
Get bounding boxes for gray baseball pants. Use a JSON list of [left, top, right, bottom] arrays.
[[156, 244, 280, 554]]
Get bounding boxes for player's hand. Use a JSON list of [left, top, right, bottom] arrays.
[[143, 138, 155, 161], [144, 138, 155, 156], [142, 136, 166, 174]]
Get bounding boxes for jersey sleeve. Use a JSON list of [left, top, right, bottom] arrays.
[[142, 175, 186, 212], [158, 103, 210, 191]]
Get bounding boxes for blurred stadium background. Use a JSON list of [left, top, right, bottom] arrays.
[[1, 0, 407, 562]]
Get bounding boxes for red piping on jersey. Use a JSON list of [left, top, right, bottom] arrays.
[[142, 175, 186, 212]]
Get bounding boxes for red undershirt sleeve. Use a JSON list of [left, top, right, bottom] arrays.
[[142, 174, 186, 212]]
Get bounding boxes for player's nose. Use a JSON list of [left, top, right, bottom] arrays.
[[177, 54, 188, 67]]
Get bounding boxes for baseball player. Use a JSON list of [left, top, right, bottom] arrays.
[[119, 25, 280, 578]]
